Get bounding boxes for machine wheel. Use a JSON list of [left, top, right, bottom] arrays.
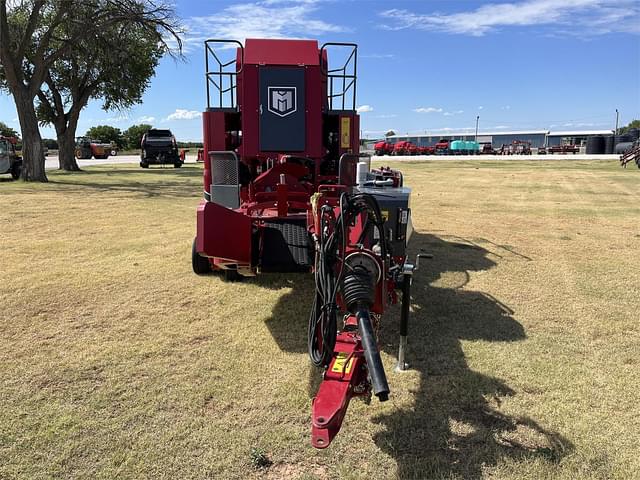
[[192, 238, 212, 274], [110, 149, 118, 156], [140, 161, 149, 168], [224, 269, 243, 282], [10, 163, 21, 180], [174, 161, 183, 168]]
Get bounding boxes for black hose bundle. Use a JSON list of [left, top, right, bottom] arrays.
[[308, 192, 387, 368]]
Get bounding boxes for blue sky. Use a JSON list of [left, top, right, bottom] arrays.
[[1, 0, 639, 141]]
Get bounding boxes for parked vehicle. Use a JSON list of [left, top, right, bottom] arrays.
[[140, 129, 182, 168], [548, 144, 579, 154], [480, 142, 496, 154], [75, 137, 109, 159], [0, 136, 22, 180], [434, 139, 450, 154], [374, 141, 394, 156]]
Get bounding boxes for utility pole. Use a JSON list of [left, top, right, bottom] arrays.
[[475, 115, 480, 142], [615, 109, 619, 136]]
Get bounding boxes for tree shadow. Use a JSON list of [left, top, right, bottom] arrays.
[[41, 166, 204, 199], [260, 232, 572, 477]]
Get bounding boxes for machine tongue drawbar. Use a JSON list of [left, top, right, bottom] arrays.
[[194, 38, 428, 448]]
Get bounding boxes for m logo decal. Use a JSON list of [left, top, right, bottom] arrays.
[[268, 87, 297, 117]]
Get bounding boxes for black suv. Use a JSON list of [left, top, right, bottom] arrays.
[[140, 129, 182, 168]]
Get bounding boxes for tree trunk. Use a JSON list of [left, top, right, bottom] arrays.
[[55, 123, 81, 171], [14, 92, 47, 182]]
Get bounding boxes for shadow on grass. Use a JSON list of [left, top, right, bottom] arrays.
[[261, 233, 572, 478], [43, 166, 203, 199]]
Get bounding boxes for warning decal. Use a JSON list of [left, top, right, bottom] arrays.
[[331, 352, 354, 374]]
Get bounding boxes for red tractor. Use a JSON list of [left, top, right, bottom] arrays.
[[434, 139, 450, 154], [392, 140, 418, 155], [373, 141, 393, 156], [193, 39, 426, 448], [418, 145, 436, 155]]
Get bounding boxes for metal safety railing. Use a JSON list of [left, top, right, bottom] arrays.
[[320, 43, 357, 111], [205, 39, 244, 109]]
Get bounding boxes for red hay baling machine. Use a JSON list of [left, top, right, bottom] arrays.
[[193, 39, 428, 448]]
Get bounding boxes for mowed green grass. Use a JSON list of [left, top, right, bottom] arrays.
[[0, 160, 638, 479]]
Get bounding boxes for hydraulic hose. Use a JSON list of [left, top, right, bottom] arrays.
[[356, 308, 389, 401]]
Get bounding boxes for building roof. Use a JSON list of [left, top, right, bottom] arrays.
[[546, 130, 613, 137], [388, 130, 548, 138], [388, 129, 613, 138]]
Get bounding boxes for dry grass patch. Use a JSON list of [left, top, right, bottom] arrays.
[[0, 161, 638, 479]]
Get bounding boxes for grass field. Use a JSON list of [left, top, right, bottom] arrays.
[[0, 160, 638, 479]]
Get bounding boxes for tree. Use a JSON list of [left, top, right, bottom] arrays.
[[619, 119, 640, 135], [123, 123, 151, 150], [0, 120, 18, 138], [0, 1, 181, 181], [36, 5, 173, 171], [85, 125, 123, 148]]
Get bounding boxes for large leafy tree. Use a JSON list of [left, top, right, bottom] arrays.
[[0, 120, 19, 138], [36, 9, 168, 171], [619, 119, 640, 135], [123, 123, 151, 150], [0, 0, 181, 181], [85, 125, 123, 148]]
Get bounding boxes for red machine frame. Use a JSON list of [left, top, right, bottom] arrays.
[[193, 38, 426, 448]]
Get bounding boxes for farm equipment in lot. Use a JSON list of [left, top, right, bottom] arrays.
[[620, 142, 640, 168], [548, 144, 578, 154], [392, 140, 418, 156], [193, 38, 426, 448], [75, 137, 109, 159], [0, 136, 22, 179], [374, 141, 393, 156], [499, 140, 532, 155]]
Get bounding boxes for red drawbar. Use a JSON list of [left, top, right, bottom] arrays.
[[196, 201, 252, 265], [311, 326, 368, 448]]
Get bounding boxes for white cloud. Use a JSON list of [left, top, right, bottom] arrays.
[[379, 0, 640, 36], [12, 117, 19, 122], [165, 109, 202, 121], [478, 106, 484, 110], [501, 105, 511, 110], [138, 116, 156, 124], [357, 105, 374, 113], [444, 110, 464, 116], [374, 114, 398, 119], [180, 1, 345, 53], [414, 107, 442, 113]]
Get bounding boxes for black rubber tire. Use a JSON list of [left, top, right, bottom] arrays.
[[10, 163, 20, 180], [110, 150, 117, 156], [140, 161, 149, 168], [192, 238, 212, 274], [174, 161, 183, 168], [224, 269, 243, 282]]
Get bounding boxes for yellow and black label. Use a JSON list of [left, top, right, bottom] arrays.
[[380, 209, 389, 222], [340, 117, 351, 149], [331, 352, 354, 374]]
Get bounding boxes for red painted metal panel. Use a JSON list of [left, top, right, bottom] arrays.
[[202, 111, 227, 194], [306, 65, 323, 159], [196, 201, 252, 264], [240, 65, 259, 158], [244, 39, 319, 66]]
